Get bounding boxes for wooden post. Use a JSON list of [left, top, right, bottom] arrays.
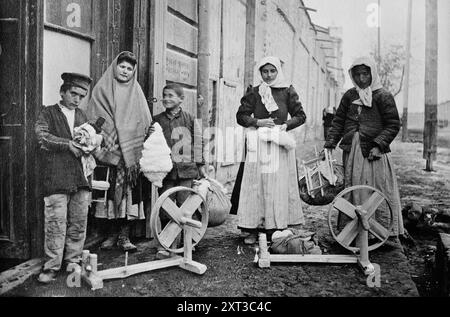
[[377, 0, 381, 68], [197, 0, 210, 129], [423, 0, 438, 172], [402, 0, 413, 142], [244, 0, 256, 90], [258, 233, 271, 268]]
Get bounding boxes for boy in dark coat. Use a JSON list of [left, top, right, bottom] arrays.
[[35, 73, 93, 283], [152, 83, 207, 258]]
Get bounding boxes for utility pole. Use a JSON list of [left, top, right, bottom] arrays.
[[377, 0, 381, 66], [423, 0, 438, 172], [402, 0, 413, 142]]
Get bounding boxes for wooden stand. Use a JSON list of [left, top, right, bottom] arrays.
[[256, 231, 375, 276], [80, 221, 207, 291]]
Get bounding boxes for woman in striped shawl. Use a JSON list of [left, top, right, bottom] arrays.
[[82, 51, 152, 252]]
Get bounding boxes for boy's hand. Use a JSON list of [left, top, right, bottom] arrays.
[[69, 141, 83, 158], [280, 124, 288, 132], [145, 125, 156, 140], [198, 165, 208, 179]]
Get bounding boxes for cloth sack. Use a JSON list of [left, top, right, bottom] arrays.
[[206, 178, 231, 227], [270, 229, 322, 255]]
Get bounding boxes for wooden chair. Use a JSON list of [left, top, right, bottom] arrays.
[[301, 147, 336, 199], [91, 165, 110, 204]]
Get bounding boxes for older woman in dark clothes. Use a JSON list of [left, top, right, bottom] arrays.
[[324, 56, 404, 238]]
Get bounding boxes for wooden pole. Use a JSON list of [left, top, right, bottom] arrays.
[[377, 0, 381, 67], [402, 0, 413, 142], [244, 0, 256, 90], [423, 0, 438, 172], [197, 0, 210, 129]]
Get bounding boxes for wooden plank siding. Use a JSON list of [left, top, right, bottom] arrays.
[[213, 0, 247, 186], [154, 0, 199, 117]]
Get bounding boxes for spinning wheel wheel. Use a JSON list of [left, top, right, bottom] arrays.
[[150, 186, 209, 254], [328, 185, 394, 253]]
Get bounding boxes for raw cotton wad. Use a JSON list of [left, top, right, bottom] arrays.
[[140, 123, 173, 187]]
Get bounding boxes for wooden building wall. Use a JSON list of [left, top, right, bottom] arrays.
[[0, 0, 42, 260]]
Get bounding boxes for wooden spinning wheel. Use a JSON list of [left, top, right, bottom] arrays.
[[150, 186, 209, 254], [257, 185, 394, 278], [79, 186, 210, 290], [328, 185, 394, 253]]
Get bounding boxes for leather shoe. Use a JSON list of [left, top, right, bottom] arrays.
[[37, 270, 57, 284]]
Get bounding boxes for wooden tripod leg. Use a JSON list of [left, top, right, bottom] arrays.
[[357, 229, 374, 275], [258, 233, 271, 268], [179, 225, 207, 275]]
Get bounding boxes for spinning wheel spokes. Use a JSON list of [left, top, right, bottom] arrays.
[[180, 194, 204, 218], [334, 197, 357, 219], [328, 185, 394, 253], [368, 218, 390, 242], [363, 191, 385, 219], [161, 198, 183, 224], [336, 219, 359, 248], [150, 186, 208, 254], [158, 222, 183, 247]]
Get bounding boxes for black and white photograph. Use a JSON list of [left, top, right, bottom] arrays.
[[0, 0, 449, 302]]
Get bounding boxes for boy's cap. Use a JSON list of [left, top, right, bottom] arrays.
[[61, 73, 93, 91]]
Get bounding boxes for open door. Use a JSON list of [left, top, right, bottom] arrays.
[[0, 0, 30, 260]]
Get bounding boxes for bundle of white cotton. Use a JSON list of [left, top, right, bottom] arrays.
[[140, 123, 173, 188], [258, 126, 296, 151]]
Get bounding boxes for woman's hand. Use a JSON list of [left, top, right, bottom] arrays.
[[198, 165, 208, 179], [320, 148, 333, 160], [280, 124, 288, 132], [257, 118, 276, 128], [368, 146, 382, 161]]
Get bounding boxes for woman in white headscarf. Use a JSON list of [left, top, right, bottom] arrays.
[[324, 56, 404, 238], [232, 56, 307, 245]]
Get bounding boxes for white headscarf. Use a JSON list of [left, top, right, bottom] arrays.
[[349, 56, 383, 108], [256, 56, 289, 113]]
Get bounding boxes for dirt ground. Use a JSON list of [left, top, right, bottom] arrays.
[[390, 140, 450, 297], [3, 138, 450, 298]]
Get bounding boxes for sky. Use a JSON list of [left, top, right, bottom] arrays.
[[303, 0, 450, 113]]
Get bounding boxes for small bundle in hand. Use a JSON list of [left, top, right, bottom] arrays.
[[140, 123, 173, 188], [73, 117, 105, 154], [73, 117, 105, 179]]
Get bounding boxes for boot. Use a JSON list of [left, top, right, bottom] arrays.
[[244, 233, 258, 245], [101, 234, 118, 250], [117, 234, 137, 252]]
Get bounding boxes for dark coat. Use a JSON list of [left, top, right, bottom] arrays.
[[236, 85, 306, 131], [35, 104, 90, 196], [153, 108, 205, 180], [324, 88, 400, 158]]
